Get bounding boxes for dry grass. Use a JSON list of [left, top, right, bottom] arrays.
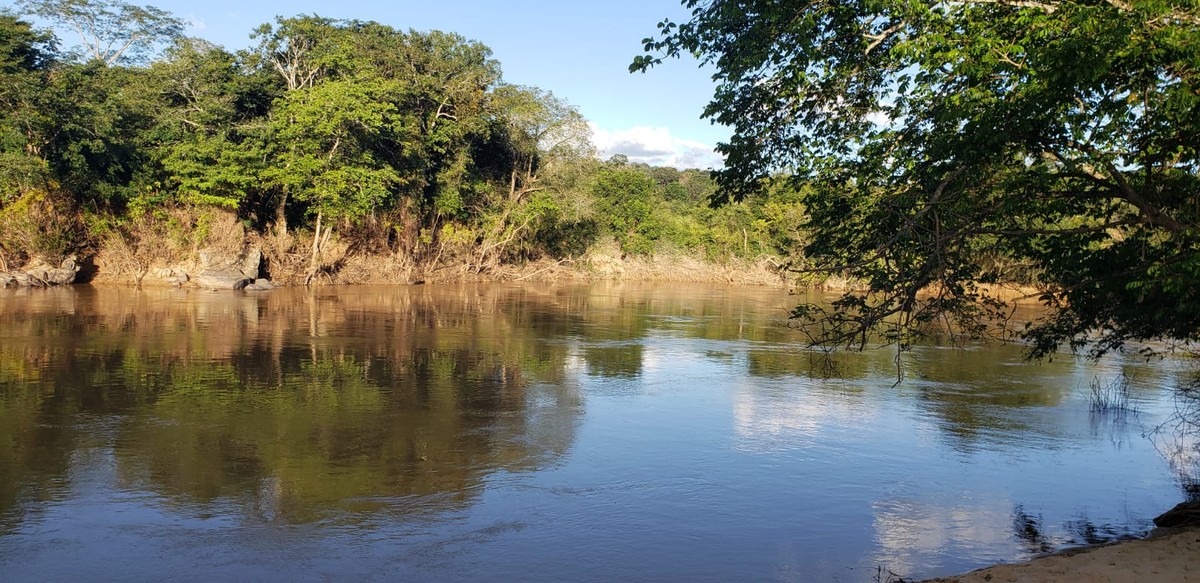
[[486, 241, 789, 285], [84, 220, 1058, 295], [259, 227, 309, 285], [92, 208, 248, 285], [0, 189, 83, 269], [200, 211, 247, 259], [334, 252, 416, 284]]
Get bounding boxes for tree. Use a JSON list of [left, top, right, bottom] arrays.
[[19, 0, 183, 65], [466, 85, 596, 269], [264, 77, 404, 283], [0, 13, 55, 201], [489, 85, 592, 204], [149, 38, 274, 212], [635, 0, 1200, 357], [593, 166, 661, 256], [250, 15, 344, 93]]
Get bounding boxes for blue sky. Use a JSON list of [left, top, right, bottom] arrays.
[[26, 0, 730, 169]]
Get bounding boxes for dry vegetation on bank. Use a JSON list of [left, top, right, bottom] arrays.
[[75, 209, 792, 288]]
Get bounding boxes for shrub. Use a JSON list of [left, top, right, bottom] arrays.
[[0, 188, 84, 267]]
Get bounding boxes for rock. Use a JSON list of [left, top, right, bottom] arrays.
[[2, 272, 37, 287], [197, 248, 228, 269], [19, 256, 79, 286], [194, 268, 252, 290], [243, 278, 276, 292], [1154, 501, 1200, 528], [240, 246, 263, 279]]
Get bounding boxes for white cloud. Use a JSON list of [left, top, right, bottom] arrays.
[[589, 123, 724, 170], [187, 16, 208, 32]]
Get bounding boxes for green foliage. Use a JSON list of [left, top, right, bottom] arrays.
[[0, 152, 51, 203], [40, 61, 159, 208], [0, 14, 54, 200], [149, 38, 273, 212], [637, 0, 1200, 356], [0, 2, 810, 278], [592, 165, 662, 256], [265, 77, 404, 223]]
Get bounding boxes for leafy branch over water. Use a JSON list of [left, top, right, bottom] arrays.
[[636, 0, 1200, 359]]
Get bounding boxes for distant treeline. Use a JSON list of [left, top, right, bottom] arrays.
[[0, 3, 808, 281]]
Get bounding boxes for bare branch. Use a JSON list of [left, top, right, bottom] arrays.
[[864, 20, 904, 55]]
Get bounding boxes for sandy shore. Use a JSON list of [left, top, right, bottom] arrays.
[[922, 527, 1200, 582]]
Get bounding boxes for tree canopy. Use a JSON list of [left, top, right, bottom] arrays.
[[18, 0, 183, 65], [1, 1, 806, 285], [635, 0, 1200, 357]]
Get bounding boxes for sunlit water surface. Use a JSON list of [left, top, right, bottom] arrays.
[[0, 283, 1196, 582]]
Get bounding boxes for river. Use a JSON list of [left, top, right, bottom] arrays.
[[0, 283, 1195, 582]]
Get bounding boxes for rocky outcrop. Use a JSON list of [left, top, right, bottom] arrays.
[[193, 268, 254, 290], [137, 244, 275, 290], [1154, 501, 1200, 528], [243, 278, 275, 291], [0, 256, 80, 288], [198, 245, 262, 280]]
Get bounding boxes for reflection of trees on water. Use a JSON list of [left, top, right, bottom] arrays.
[[1012, 505, 1053, 554], [746, 347, 888, 380], [1150, 380, 1200, 502], [0, 285, 586, 528], [873, 500, 1151, 578], [906, 346, 1069, 444], [740, 343, 1083, 453], [1011, 504, 1148, 553], [0, 282, 809, 530], [583, 343, 645, 378]]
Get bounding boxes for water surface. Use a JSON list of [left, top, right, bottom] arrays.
[[0, 283, 1194, 581]]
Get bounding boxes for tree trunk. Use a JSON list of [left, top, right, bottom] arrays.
[[305, 210, 322, 286], [276, 192, 289, 235]]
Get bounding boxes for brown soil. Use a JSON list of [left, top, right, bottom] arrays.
[[921, 527, 1200, 583]]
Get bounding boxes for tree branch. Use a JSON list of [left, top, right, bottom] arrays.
[[864, 20, 904, 55]]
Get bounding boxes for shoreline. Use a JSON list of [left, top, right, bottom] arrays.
[[920, 526, 1200, 582]]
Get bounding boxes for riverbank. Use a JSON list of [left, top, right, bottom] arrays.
[[922, 527, 1200, 582]]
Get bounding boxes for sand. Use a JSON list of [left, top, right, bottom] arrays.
[[922, 527, 1200, 582]]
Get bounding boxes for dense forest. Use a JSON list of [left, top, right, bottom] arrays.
[[0, 1, 804, 286], [7, 0, 1199, 358]]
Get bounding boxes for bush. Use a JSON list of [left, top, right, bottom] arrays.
[[0, 188, 84, 267]]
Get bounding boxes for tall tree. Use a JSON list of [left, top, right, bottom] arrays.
[[19, 0, 183, 65], [489, 85, 592, 204], [264, 77, 404, 282], [470, 85, 595, 268], [250, 15, 344, 92], [635, 0, 1200, 357]]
